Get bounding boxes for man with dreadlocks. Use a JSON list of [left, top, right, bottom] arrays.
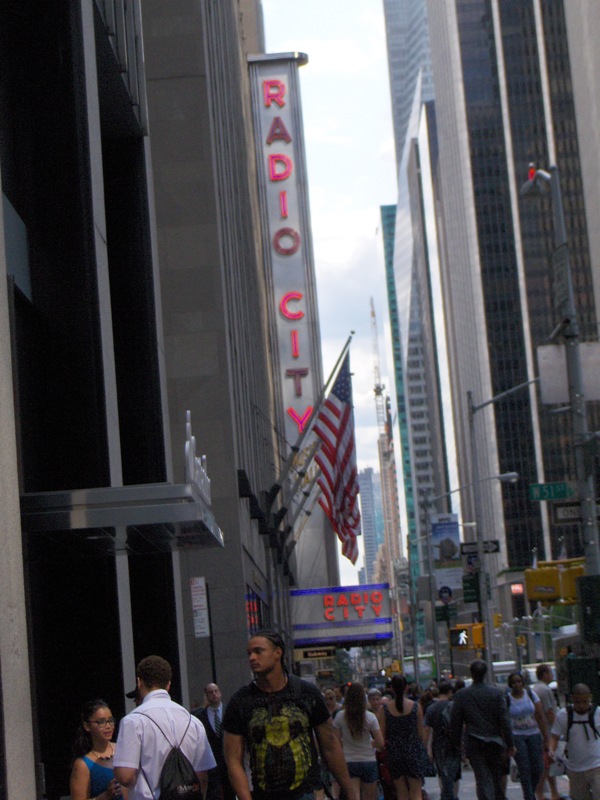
[[223, 629, 357, 800]]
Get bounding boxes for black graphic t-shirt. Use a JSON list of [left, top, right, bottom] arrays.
[[223, 675, 330, 799]]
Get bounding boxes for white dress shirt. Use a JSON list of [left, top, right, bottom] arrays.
[[114, 689, 216, 799]]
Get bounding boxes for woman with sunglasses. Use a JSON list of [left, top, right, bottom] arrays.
[[70, 698, 125, 799]]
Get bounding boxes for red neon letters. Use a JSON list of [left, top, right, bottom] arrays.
[[291, 330, 299, 358], [287, 406, 313, 433], [266, 116, 292, 144], [323, 591, 385, 621], [286, 368, 309, 396], [263, 80, 286, 108], [263, 76, 311, 433], [280, 292, 304, 320], [273, 227, 301, 256], [268, 154, 293, 181]]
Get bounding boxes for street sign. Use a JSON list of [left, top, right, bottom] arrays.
[[553, 501, 600, 525], [463, 573, 491, 602], [302, 647, 335, 659], [463, 574, 478, 603], [529, 481, 575, 501], [435, 603, 458, 622], [460, 540, 500, 555]]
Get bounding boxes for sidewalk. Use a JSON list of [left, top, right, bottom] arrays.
[[422, 764, 570, 799]]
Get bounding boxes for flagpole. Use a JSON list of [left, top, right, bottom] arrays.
[[290, 481, 323, 544], [278, 440, 320, 514], [285, 467, 322, 532], [266, 332, 354, 510]]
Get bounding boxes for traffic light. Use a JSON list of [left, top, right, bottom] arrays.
[[472, 624, 484, 648], [493, 613, 503, 628], [449, 623, 485, 649], [525, 558, 585, 604], [524, 566, 561, 602], [520, 162, 551, 197], [560, 563, 584, 603], [449, 626, 471, 648]]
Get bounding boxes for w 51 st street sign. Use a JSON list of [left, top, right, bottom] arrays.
[[529, 481, 575, 501]]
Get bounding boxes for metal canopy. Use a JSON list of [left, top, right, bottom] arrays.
[[20, 481, 224, 550], [20, 411, 225, 552]]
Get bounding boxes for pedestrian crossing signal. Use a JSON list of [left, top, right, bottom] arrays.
[[449, 623, 484, 648], [450, 627, 471, 647]]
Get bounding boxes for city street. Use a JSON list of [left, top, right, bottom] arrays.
[[422, 765, 571, 799]]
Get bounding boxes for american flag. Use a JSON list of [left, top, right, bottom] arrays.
[[314, 354, 360, 564]]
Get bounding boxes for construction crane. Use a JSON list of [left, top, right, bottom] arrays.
[[369, 299, 402, 563], [370, 299, 405, 668], [370, 297, 387, 435]]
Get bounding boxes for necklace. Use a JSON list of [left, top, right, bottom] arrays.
[[92, 743, 114, 762]]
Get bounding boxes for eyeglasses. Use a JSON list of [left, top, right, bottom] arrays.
[[89, 717, 116, 727]]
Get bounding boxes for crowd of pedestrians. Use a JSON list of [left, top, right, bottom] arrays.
[[67, 640, 600, 800]]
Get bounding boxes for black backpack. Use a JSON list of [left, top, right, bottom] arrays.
[[566, 704, 600, 743], [138, 712, 202, 800], [440, 700, 453, 735]]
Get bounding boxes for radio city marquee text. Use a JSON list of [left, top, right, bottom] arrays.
[[261, 75, 314, 436], [323, 589, 385, 621]]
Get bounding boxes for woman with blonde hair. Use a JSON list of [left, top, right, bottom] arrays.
[[333, 681, 384, 800]]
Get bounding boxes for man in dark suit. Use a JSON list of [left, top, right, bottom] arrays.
[[450, 659, 515, 800], [193, 682, 235, 800]]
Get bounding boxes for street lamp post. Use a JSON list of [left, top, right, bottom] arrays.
[[467, 378, 539, 680], [420, 496, 443, 679], [521, 164, 600, 575], [423, 470, 518, 683]]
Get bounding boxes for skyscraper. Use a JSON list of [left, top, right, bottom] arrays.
[[382, 0, 453, 659], [426, 0, 600, 613], [383, 0, 435, 165], [358, 467, 385, 582]]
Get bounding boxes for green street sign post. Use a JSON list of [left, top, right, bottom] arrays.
[[435, 603, 458, 623], [463, 573, 491, 603], [529, 481, 576, 501]]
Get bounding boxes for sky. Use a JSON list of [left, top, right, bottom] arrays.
[[262, 1, 399, 582]]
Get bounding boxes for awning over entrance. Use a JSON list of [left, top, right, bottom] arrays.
[[20, 411, 225, 552], [20, 481, 224, 550]]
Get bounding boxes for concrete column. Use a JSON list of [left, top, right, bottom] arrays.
[[0, 201, 36, 794]]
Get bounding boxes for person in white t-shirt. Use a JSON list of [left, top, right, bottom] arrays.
[[114, 655, 216, 800], [550, 683, 600, 800], [533, 663, 560, 800], [333, 682, 384, 800]]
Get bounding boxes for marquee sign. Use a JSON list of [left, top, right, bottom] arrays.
[[290, 583, 393, 647], [248, 53, 323, 445]]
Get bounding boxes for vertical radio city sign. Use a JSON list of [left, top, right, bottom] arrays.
[[248, 53, 323, 445]]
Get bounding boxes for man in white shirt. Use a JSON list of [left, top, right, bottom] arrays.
[[550, 683, 600, 800], [533, 664, 559, 800], [114, 655, 216, 799]]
